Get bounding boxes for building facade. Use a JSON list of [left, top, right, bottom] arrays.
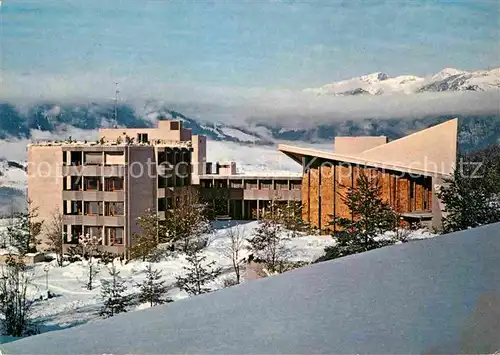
[[279, 119, 458, 231], [28, 120, 198, 255]]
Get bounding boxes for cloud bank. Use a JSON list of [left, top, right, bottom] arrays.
[[1, 72, 499, 131]]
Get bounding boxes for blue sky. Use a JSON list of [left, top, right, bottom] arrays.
[[2, 0, 499, 89]]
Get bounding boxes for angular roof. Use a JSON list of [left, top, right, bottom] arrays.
[[3, 222, 500, 354], [279, 118, 458, 177]]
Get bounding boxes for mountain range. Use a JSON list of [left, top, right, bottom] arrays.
[[0, 67, 499, 155], [303, 67, 500, 96]]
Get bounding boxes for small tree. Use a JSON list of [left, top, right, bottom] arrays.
[[221, 225, 246, 284], [163, 197, 212, 253], [79, 234, 102, 290], [176, 249, 222, 296], [137, 263, 171, 307], [321, 173, 397, 261], [45, 210, 64, 267], [247, 216, 291, 275], [7, 199, 43, 255], [99, 263, 130, 318], [0, 256, 37, 336]]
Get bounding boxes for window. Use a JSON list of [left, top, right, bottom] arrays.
[[104, 152, 124, 165], [230, 179, 243, 189], [65, 201, 83, 215], [201, 179, 213, 188], [158, 198, 166, 211], [216, 180, 228, 188], [260, 180, 272, 189], [70, 151, 82, 166], [105, 202, 124, 216], [104, 177, 123, 191], [275, 181, 288, 190], [84, 226, 102, 239], [107, 227, 124, 245], [84, 201, 103, 216], [65, 176, 83, 191], [84, 152, 103, 165], [137, 133, 149, 143], [85, 177, 102, 191], [170, 121, 180, 130], [290, 181, 302, 190], [245, 180, 258, 189], [66, 225, 82, 244]]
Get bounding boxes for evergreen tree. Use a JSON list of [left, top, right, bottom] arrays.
[[439, 145, 500, 233], [163, 197, 212, 253], [247, 216, 290, 274], [7, 199, 43, 255], [320, 173, 397, 261], [176, 249, 222, 296], [128, 209, 163, 262], [137, 264, 171, 307], [99, 264, 130, 318]]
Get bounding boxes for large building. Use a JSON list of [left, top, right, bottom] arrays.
[[27, 118, 457, 254], [27, 120, 199, 254], [279, 118, 458, 230]]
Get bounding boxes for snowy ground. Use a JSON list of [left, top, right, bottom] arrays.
[[0, 220, 435, 340]]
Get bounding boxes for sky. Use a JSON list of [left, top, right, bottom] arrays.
[[0, 0, 498, 126], [1, 0, 499, 89]]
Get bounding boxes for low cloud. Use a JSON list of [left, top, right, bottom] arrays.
[[1, 72, 499, 131]]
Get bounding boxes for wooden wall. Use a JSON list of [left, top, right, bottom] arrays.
[[301, 161, 433, 231]]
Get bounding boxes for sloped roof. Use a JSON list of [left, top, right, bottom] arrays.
[[3, 222, 500, 354], [279, 118, 458, 177]]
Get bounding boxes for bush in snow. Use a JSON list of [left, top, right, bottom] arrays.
[[320, 173, 397, 262], [176, 249, 222, 296], [0, 255, 38, 336], [137, 263, 172, 307], [99, 263, 130, 318]]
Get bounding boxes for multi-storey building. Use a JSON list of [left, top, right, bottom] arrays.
[[27, 120, 198, 255], [198, 164, 302, 220]]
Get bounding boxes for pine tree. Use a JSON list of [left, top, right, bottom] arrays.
[[128, 209, 163, 262], [137, 264, 171, 307], [439, 146, 500, 233], [321, 173, 397, 261], [247, 217, 290, 274], [99, 264, 130, 318], [176, 249, 222, 296], [7, 199, 43, 255]]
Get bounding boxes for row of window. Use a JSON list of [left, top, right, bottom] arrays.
[[200, 179, 302, 190], [64, 225, 124, 245], [64, 177, 124, 192], [65, 151, 125, 166], [64, 201, 124, 216]]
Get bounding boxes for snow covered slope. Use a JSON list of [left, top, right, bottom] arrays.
[[304, 67, 500, 96], [3, 223, 498, 354]]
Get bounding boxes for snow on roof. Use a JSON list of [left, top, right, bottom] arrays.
[[4, 222, 500, 354]]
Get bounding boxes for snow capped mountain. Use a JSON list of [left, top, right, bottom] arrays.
[[304, 67, 500, 96]]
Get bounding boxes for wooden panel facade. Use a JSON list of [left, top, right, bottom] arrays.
[[301, 161, 433, 231], [320, 165, 334, 230], [302, 169, 310, 223], [309, 168, 320, 228]]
